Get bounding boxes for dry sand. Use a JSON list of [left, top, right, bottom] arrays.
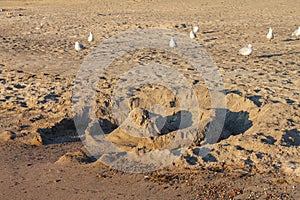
[[0, 0, 299, 199]]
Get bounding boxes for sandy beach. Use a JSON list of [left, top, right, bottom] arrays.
[[0, 0, 299, 199]]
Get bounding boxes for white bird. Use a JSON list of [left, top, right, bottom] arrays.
[[189, 31, 196, 39], [88, 32, 94, 42], [291, 26, 300, 37], [169, 38, 177, 47], [266, 27, 274, 40], [193, 26, 199, 33], [239, 44, 253, 56], [75, 42, 84, 51]]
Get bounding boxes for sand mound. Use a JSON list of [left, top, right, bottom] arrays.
[[55, 150, 92, 164], [184, 93, 300, 179], [0, 57, 298, 176], [0, 130, 16, 142]]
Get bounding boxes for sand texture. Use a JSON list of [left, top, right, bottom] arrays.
[[0, 0, 299, 199]]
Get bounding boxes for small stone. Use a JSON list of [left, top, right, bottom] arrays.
[[6, 12, 13, 17], [97, 174, 106, 179], [276, 179, 287, 184]]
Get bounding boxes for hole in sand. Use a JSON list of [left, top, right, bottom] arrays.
[[219, 110, 253, 142], [38, 118, 79, 145]]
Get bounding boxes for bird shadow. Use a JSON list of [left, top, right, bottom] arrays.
[[282, 38, 300, 42], [204, 38, 218, 42], [287, 51, 300, 55], [257, 51, 299, 59], [202, 30, 218, 34], [257, 53, 283, 58]]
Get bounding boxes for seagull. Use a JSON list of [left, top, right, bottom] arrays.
[[169, 38, 177, 47], [75, 42, 84, 51], [190, 31, 196, 39], [291, 26, 300, 37], [239, 44, 253, 56], [88, 32, 94, 42], [193, 25, 199, 33], [266, 27, 274, 40]]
